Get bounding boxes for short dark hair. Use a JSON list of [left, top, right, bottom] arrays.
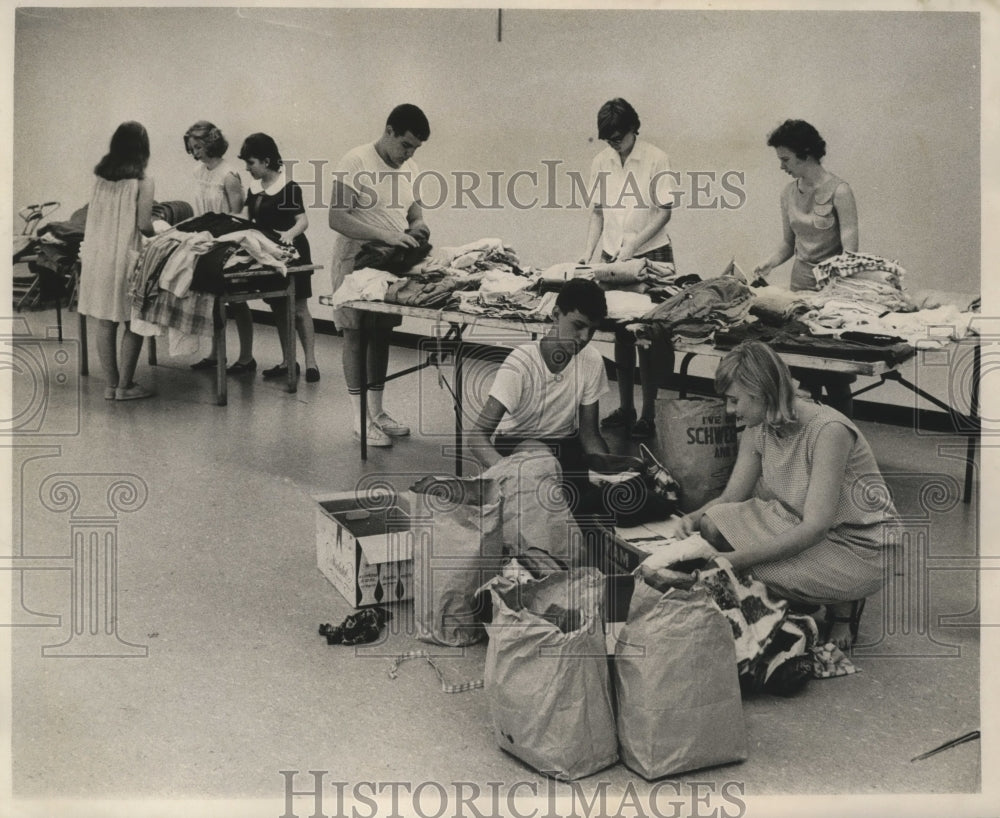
[[597, 98, 640, 140], [555, 278, 608, 323], [184, 120, 229, 159], [766, 119, 827, 161], [94, 121, 150, 181], [386, 104, 430, 141], [238, 132, 282, 170]]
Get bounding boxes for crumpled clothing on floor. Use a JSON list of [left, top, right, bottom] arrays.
[[318, 607, 392, 645], [810, 641, 858, 678]]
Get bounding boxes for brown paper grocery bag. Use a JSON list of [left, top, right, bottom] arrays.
[[412, 482, 504, 647], [613, 577, 747, 779], [653, 396, 738, 512], [484, 568, 618, 780]]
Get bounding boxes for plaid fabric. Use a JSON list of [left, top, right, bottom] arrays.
[[138, 290, 215, 338]]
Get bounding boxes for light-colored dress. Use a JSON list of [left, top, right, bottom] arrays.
[[78, 177, 141, 323], [704, 400, 898, 605], [192, 161, 240, 216], [782, 173, 850, 291]]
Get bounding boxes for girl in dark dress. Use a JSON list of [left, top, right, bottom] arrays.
[[239, 132, 319, 381]]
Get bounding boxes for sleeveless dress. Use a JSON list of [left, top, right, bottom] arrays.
[[77, 177, 141, 323], [192, 161, 240, 216], [782, 173, 850, 292], [703, 401, 898, 605]]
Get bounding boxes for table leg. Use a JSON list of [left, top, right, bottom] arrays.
[[216, 299, 228, 407], [678, 352, 695, 399], [454, 332, 464, 477], [148, 336, 157, 367], [286, 277, 297, 394], [359, 316, 368, 461], [78, 313, 89, 376]]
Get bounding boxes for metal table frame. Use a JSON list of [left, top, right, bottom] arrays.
[[342, 300, 979, 501], [80, 264, 319, 405]]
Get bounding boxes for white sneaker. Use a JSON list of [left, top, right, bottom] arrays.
[[372, 411, 410, 437], [354, 422, 393, 447]]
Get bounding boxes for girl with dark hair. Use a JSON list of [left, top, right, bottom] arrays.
[[240, 132, 319, 381], [78, 121, 157, 400], [184, 120, 254, 374], [753, 118, 860, 414], [650, 341, 898, 648]]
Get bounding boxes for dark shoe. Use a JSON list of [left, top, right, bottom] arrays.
[[305, 367, 320, 383], [262, 362, 300, 379], [226, 358, 257, 375], [601, 406, 637, 429], [190, 357, 217, 371], [630, 417, 656, 439]]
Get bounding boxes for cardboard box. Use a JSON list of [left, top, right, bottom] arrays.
[[584, 523, 650, 576], [315, 490, 415, 608]]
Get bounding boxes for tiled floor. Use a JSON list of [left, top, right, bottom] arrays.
[[7, 308, 983, 816]]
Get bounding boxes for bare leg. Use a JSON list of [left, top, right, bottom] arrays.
[[295, 299, 318, 370], [96, 319, 120, 389], [117, 323, 145, 389], [230, 302, 254, 364]]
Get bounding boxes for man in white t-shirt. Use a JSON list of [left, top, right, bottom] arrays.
[[328, 104, 431, 447], [468, 279, 641, 490], [580, 98, 677, 441]]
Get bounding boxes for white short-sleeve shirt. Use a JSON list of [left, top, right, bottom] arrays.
[[589, 138, 676, 258], [489, 342, 609, 438], [330, 142, 419, 292]]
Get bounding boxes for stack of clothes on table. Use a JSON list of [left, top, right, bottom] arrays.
[[628, 275, 755, 346], [715, 251, 978, 361], [128, 212, 299, 356], [537, 258, 702, 322], [332, 237, 537, 313]]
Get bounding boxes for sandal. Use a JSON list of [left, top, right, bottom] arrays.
[[823, 598, 867, 646]]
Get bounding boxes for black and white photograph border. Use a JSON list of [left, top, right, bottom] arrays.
[[2, 1, 997, 817]]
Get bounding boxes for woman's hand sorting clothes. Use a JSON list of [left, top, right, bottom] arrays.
[[636, 533, 717, 591]]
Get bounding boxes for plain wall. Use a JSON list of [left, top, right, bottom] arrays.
[[11, 7, 982, 412]]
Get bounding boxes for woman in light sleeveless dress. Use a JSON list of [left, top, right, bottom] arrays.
[[647, 341, 898, 649], [183, 121, 253, 373], [753, 119, 860, 415], [78, 121, 156, 400]]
